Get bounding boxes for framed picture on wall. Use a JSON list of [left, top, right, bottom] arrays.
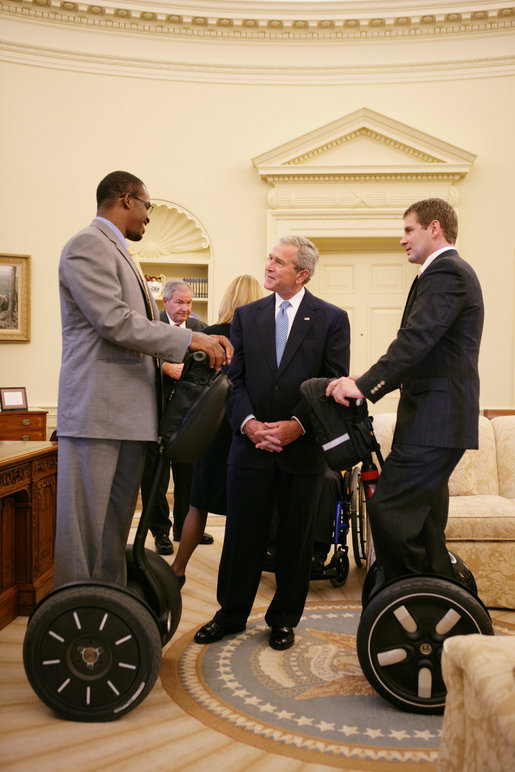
[[0, 387, 28, 411], [0, 254, 31, 342]]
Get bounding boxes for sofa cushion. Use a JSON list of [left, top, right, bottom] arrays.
[[370, 412, 500, 496], [448, 450, 478, 496], [447, 495, 515, 540]]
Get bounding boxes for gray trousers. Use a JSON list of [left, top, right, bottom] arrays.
[[54, 437, 146, 587]]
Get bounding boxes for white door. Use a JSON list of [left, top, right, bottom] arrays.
[[309, 237, 418, 415]]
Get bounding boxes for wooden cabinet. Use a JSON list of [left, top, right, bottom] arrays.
[[0, 441, 57, 629], [0, 410, 47, 440]]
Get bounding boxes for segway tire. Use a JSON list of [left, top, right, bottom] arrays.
[[23, 584, 162, 722], [356, 575, 493, 714]]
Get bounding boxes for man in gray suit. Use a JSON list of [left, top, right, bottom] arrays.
[[141, 279, 214, 555], [327, 198, 484, 585], [54, 171, 231, 588]]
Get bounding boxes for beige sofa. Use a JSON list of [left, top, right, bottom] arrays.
[[369, 413, 515, 609]]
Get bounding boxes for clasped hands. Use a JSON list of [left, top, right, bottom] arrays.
[[325, 376, 364, 406], [244, 418, 302, 453]]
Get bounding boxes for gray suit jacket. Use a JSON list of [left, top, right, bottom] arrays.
[[57, 218, 191, 441], [357, 249, 484, 449]]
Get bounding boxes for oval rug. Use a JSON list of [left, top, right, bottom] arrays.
[[161, 601, 513, 770]]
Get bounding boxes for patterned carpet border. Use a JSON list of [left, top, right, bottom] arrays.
[[161, 601, 514, 771]]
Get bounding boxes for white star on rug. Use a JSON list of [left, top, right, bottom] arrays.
[[413, 729, 436, 740], [364, 728, 384, 738], [389, 729, 411, 740], [317, 720, 336, 732], [339, 725, 359, 736]]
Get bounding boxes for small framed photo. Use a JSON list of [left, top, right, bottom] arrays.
[[0, 254, 31, 342], [0, 387, 28, 412]]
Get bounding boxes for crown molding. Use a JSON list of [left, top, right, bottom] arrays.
[[1, 38, 514, 83], [1, 0, 514, 41]]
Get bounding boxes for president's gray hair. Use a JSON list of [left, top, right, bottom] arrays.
[[279, 235, 319, 283]]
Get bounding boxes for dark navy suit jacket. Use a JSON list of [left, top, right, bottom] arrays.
[[226, 289, 350, 474], [357, 249, 484, 449]]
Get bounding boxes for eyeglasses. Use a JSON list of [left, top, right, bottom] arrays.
[[129, 193, 154, 214]]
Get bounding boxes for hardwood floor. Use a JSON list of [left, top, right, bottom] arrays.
[[1, 515, 512, 771]]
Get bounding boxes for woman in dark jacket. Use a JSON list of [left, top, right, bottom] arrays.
[[172, 274, 263, 583]]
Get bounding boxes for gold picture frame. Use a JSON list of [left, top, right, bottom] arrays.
[[0, 254, 31, 342]]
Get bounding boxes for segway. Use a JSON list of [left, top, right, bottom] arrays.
[[23, 352, 232, 721], [300, 378, 495, 714]]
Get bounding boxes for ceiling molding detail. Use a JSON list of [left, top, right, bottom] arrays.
[[1, 39, 514, 83], [1, 0, 514, 41], [253, 108, 476, 208]]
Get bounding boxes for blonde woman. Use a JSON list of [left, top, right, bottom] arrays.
[[172, 275, 263, 584]]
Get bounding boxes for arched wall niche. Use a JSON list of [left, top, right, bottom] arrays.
[[128, 199, 213, 321]]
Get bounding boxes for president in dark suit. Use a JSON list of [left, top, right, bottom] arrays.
[[195, 235, 350, 650], [327, 198, 484, 585], [140, 280, 211, 556]]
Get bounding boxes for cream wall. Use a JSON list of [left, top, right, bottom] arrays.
[[1, 11, 514, 426]]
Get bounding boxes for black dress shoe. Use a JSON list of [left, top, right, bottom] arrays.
[[269, 626, 294, 650], [199, 532, 214, 545], [311, 551, 327, 577], [194, 619, 246, 645], [154, 533, 173, 555]]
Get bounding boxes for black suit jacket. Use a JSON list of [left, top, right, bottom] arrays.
[[226, 289, 350, 474], [357, 249, 484, 449]]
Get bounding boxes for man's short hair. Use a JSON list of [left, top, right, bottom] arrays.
[[403, 198, 458, 244], [279, 235, 319, 283], [96, 171, 144, 208], [163, 280, 192, 300]]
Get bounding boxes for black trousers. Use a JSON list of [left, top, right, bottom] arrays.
[[214, 463, 324, 629], [368, 442, 464, 582], [140, 442, 193, 539]]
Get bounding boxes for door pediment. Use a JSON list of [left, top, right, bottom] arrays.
[[252, 107, 476, 184]]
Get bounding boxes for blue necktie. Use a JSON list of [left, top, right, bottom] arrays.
[[275, 300, 291, 366]]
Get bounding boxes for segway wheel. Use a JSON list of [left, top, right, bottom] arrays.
[[356, 575, 493, 714], [329, 547, 350, 588], [23, 584, 162, 722], [350, 466, 368, 568]]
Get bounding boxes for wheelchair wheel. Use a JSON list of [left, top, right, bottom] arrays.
[[329, 547, 350, 588], [350, 466, 368, 568], [23, 584, 162, 722], [356, 575, 493, 714]]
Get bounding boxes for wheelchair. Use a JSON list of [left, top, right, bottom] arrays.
[[22, 353, 232, 722]]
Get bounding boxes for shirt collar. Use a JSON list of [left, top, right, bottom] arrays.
[[95, 216, 127, 248], [419, 246, 454, 274], [275, 286, 305, 313]]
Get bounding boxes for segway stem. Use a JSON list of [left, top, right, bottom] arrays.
[[131, 450, 170, 619]]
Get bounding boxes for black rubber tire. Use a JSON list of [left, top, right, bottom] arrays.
[[350, 466, 368, 568], [356, 575, 493, 714], [23, 584, 162, 722], [329, 548, 350, 588]]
